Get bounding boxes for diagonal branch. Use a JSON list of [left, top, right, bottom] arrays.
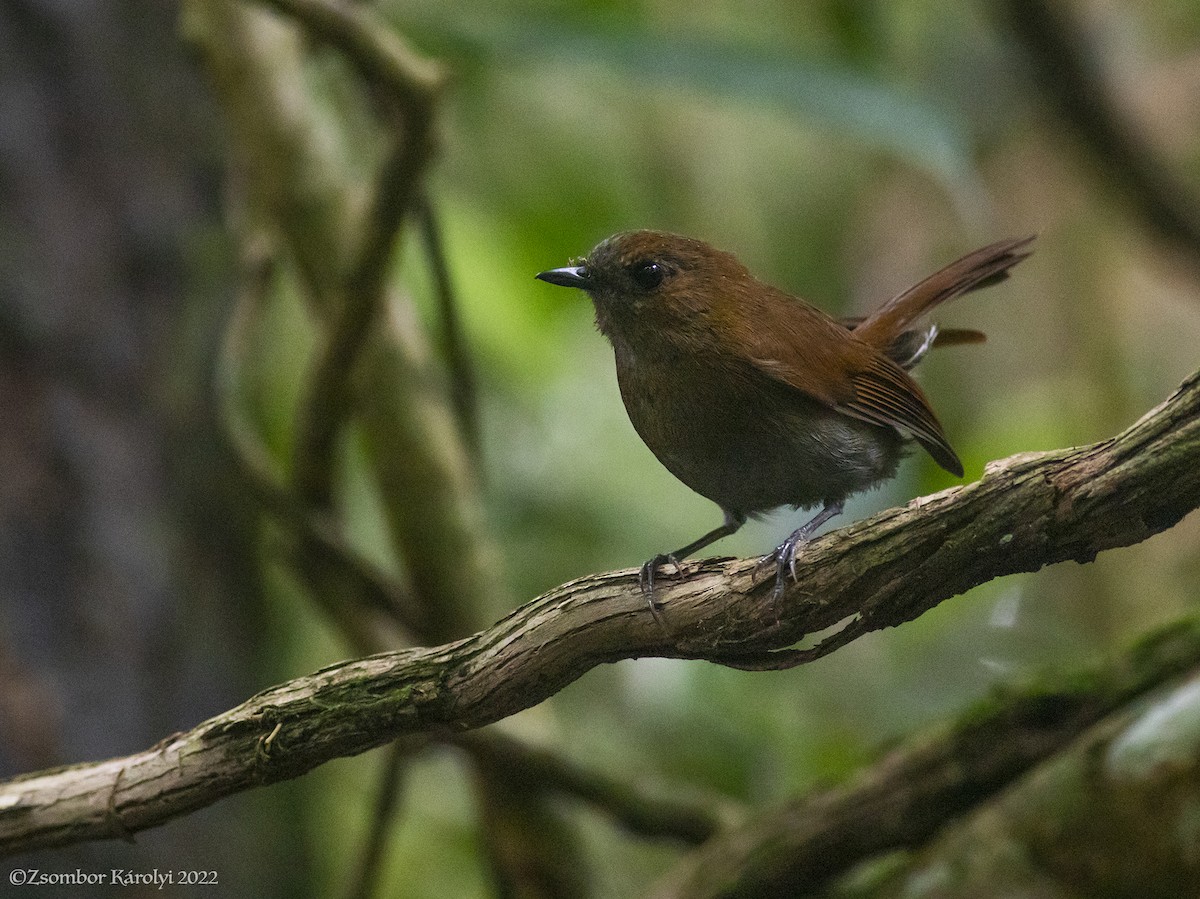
[[648, 616, 1200, 897], [994, 0, 1200, 262], [288, 118, 438, 506], [0, 368, 1196, 855]]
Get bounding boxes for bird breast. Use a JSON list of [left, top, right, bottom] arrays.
[[611, 342, 903, 516]]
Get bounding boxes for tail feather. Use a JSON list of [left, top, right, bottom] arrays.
[[852, 236, 1035, 349], [840, 317, 988, 366]]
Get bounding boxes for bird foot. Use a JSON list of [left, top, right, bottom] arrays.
[[640, 553, 682, 632], [770, 531, 807, 603], [760, 520, 828, 617], [762, 501, 845, 610]]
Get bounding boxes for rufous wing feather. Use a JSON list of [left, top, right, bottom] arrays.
[[837, 355, 963, 476]]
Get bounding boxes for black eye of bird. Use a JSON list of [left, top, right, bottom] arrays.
[[629, 260, 664, 290]]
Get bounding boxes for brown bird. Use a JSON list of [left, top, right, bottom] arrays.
[[536, 231, 1033, 613]]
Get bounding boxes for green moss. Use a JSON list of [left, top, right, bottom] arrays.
[[950, 615, 1200, 741]]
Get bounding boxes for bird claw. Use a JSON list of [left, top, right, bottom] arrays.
[[764, 500, 844, 608], [752, 552, 776, 582], [764, 528, 814, 614], [754, 524, 816, 590], [640, 553, 681, 632], [771, 534, 802, 600]]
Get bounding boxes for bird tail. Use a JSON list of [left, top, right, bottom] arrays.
[[851, 236, 1035, 350], [839, 318, 988, 368]]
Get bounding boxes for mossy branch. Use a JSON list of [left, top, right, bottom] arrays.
[[649, 617, 1200, 897], [0, 369, 1196, 855]]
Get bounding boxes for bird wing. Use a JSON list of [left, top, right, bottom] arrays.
[[730, 288, 963, 476], [838, 354, 963, 476]]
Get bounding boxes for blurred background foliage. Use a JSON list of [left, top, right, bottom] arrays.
[[2, 0, 1200, 896]]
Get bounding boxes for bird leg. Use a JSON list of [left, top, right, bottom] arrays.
[[640, 510, 746, 626], [767, 500, 844, 603]]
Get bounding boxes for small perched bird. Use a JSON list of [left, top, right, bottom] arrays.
[[536, 231, 1033, 614]]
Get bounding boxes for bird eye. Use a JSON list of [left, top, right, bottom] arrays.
[[629, 260, 664, 290]]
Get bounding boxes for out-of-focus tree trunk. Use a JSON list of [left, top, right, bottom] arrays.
[[0, 1, 300, 893]]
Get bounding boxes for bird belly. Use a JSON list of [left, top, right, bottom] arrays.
[[616, 356, 903, 516]]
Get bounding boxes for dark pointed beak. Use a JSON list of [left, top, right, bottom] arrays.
[[535, 266, 590, 289]]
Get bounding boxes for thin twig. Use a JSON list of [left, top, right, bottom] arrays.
[[256, 0, 445, 115], [417, 196, 481, 461], [454, 732, 731, 845], [344, 741, 414, 899], [293, 96, 441, 506], [288, 123, 436, 506]]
